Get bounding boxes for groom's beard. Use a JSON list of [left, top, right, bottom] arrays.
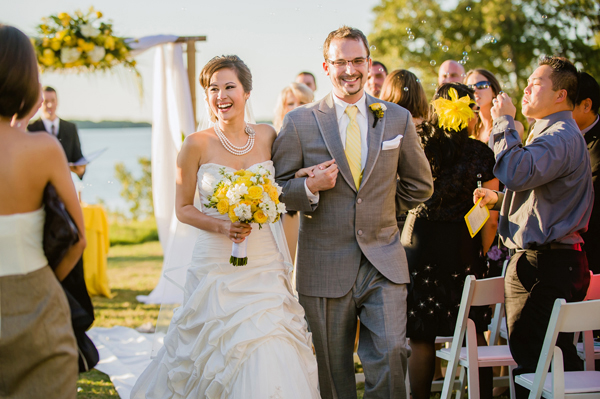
[[336, 72, 365, 96]]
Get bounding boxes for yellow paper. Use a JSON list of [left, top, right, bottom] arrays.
[[464, 198, 490, 238]]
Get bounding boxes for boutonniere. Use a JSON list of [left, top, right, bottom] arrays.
[[369, 103, 387, 128]]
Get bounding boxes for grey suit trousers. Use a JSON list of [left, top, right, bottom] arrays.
[[300, 255, 410, 399]]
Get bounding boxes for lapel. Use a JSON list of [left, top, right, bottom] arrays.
[[360, 95, 385, 191], [313, 94, 357, 192]]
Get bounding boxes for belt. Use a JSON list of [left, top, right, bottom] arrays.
[[529, 243, 582, 251]]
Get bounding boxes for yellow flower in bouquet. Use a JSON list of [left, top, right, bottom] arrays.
[[216, 199, 229, 215], [205, 165, 287, 266], [32, 8, 138, 77]]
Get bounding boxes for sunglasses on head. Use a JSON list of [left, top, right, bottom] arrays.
[[467, 81, 491, 90]]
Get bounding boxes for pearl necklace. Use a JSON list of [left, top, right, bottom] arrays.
[[213, 124, 256, 156]]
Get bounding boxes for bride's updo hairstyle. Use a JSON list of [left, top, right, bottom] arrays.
[[0, 25, 40, 120], [199, 55, 252, 122], [418, 82, 475, 178]]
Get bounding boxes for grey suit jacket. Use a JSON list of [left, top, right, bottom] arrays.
[[272, 93, 433, 298]]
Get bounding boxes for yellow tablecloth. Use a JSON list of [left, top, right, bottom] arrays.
[[82, 204, 112, 298]]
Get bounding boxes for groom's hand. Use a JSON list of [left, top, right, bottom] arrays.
[[306, 161, 338, 194]]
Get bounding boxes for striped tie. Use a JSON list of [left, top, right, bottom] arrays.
[[345, 105, 362, 189]]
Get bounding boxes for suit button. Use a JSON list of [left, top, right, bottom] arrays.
[[357, 198, 362, 204], [357, 230, 363, 236]]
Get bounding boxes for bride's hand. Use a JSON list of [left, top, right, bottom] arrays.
[[224, 221, 252, 243], [295, 159, 336, 178]]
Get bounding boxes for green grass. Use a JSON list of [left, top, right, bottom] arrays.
[[109, 218, 159, 246]]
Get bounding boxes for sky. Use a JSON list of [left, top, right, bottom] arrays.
[[3, 0, 389, 122]]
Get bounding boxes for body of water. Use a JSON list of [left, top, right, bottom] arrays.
[[78, 127, 151, 213]]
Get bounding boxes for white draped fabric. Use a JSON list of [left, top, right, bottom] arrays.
[[136, 42, 196, 304]]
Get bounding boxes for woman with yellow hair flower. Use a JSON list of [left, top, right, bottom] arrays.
[[401, 82, 499, 399]]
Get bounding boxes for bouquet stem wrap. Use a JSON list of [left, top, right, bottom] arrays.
[[231, 238, 249, 266]]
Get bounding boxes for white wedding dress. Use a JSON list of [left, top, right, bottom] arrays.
[[131, 161, 320, 399]]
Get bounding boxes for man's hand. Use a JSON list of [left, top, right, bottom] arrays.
[[306, 161, 338, 194], [295, 159, 336, 178], [70, 164, 86, 179], [473, 187, 498, 209], [491, 92, 516, 120]]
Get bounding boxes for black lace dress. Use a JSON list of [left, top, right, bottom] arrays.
[[401, 138, 495, 339]]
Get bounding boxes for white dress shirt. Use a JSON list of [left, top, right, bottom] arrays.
[[305, 92, 369, 203], [41, 117, 60, 136], [581, 115, 599, 135]]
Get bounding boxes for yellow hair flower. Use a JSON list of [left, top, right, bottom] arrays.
[[432, 88, 475, 132]]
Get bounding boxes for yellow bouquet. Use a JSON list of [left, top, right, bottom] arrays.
[[32, 7, 138, 75], [205, 165, 286, 266]]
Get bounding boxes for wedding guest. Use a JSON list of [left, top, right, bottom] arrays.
[[273, 82, 314, 131], [28, 86, 93, 317], [474, 56, 592, 399], [0, 24, 86, 399], [465, 69, 524, 146], [380, 69, 429, 125], [28, 86, 86, 178], [402, 83, 497, 399], [438, 60, 465, 85], [573, 71, 600, 273], [365, 60, 387, 98], [295, 71, 317, 92], [272, 82, 314, 261]]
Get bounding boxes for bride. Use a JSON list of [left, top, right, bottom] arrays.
[[131, 55, 320, 399]]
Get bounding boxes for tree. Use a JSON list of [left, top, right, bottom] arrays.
[[114, 157, 154, 220], [369, 0, 600, 105]]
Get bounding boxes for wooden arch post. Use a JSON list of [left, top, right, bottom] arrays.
[[176, 36, 206, 128]]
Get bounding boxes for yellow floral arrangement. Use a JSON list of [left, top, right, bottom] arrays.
[[432, 87, 475, 132], [205, 165, 286, 266], [32, 7, 138, 74], [369, 103, 387, 128]]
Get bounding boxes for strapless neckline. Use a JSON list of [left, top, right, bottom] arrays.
[[198, 160, 273, 172]]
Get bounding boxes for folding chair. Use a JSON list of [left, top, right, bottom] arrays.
[[437, 275, 516, 399], [514, 298, 600, 399]]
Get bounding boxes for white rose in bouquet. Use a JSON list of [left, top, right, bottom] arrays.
[[80, 23, 100, 38], [60, 47, 82, 63], [87, 45, 106, 63]]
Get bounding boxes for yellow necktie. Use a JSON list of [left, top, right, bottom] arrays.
[[345, 105, 362, 189]]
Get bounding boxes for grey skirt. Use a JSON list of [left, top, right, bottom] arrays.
[[0, 266, 78, 399]]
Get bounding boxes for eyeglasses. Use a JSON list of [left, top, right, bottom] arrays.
[[326, 57, 369, 68], [467, 81, 491, 91]]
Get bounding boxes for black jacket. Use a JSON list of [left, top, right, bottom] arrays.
[[28, 118, 84, 164], [582, 119, 600, 273]]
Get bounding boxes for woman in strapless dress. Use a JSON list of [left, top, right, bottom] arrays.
[[131, 55, 321, 398], [0, 25, 87, 399]]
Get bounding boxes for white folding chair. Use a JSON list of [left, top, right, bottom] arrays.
[[514, 298, 600, 399], [437, 276, 516, 399]]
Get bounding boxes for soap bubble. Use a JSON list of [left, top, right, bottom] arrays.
[[406, 27, 412, 33], [403, 87, 409, 92], [370, 45, 377, 51], [430, 60, 437, 66], [437, 41, 443, 47], [466, 6, 472, 11], [416, 78, 421, 83], [462, 51, 468, 56], [506, 58, 512, 62], [542, 14, 548, 19], [442, 45, 449, 52], [463, 55, 469, 61], [421, 20, 427, 24], [408, 34, 415, 40]]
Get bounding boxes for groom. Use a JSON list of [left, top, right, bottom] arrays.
[[273, 26, 433, 398]]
